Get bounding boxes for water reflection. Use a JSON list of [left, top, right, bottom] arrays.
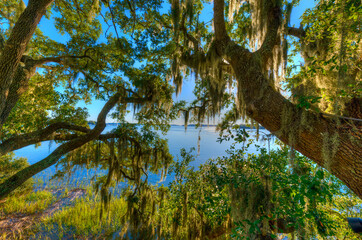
[[14, 125, 276, 189]]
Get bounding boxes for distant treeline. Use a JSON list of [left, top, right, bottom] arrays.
[[87, 121, 265, 129]]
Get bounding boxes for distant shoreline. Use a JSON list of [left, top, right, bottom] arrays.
[[88, 122, 266, 129]]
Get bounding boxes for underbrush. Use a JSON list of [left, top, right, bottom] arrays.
[[0, 190, 56, 216], [1, 185, 128, 239], [1, 145, 361, 240], [36, 189, 127, 239]]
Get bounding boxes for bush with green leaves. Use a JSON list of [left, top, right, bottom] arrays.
[[161, 139, 361, 239]]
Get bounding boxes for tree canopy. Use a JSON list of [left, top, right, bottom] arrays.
[[0, 0, 361, 201]]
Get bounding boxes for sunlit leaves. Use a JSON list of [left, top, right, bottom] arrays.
[[289, 0, 361, 114]]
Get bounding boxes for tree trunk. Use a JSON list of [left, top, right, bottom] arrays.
[[0, 0, 53, 127], [211, 0, 362, 199], [223, 41, 362, 199]]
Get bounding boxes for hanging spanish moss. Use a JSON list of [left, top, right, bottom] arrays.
[[228, 0, 245, 22], [170, 0, 198, 95], [278, 104, 298, 148], [51, 123, 173, 238], [170, 0, 237, 127], [180, 0, 294, 129], [322, 131, 340, 172], [229, 164, 274, 239], [248, 0, 291, 90], [87, 0, 100, 21], [248, 0, 268, 51], [295, 0, 361, 115]]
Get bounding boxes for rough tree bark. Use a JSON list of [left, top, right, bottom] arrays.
[[0, 122, 91, 155], [210, 0, 362, 198], [0, 0, 54, 127]]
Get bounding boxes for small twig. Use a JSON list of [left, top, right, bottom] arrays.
[[321, 112, 362, 122]]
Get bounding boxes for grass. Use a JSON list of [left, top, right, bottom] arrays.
[[0, 190, 56, 216], [1, 181, 128, 239], [36, 188, 128, 239]]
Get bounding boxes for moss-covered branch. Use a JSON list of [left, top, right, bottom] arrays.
[[0, 92, 122, 200]]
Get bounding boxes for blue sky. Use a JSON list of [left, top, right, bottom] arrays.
[[35, 0, 316, 124]]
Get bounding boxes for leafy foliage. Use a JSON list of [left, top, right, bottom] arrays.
[[159, 139, 361, 239], [0, 153, 33, 196], [288, 0, 361, 114], [0, 0, 361, 238]]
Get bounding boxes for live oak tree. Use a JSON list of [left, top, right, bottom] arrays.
[[0, 0, 177, 199], [0, 0, 361, 202], [169, 0, 361, 199]]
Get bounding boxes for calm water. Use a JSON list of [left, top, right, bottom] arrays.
[[14, 125, 275, 187]]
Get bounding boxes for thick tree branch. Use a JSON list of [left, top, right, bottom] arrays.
[[180, 51, 234, 77], [223, 40, 362, 198], [213, 0, 229, 41], [180, 51, 206, 69], [256, 1, 282, 60], [287, 26, 305, 39], [29, 54, 95, 68], [0, 122, 90, 156], [11, 131, 145, 153], [0, 66, 31, 126], [0, 87, 153, 156], [178, 26, 203, 52], [0, 0, 54, 127], [0, 92, 122, 199]]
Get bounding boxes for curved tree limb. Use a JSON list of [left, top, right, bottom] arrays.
[[0, 92, 122, 200], [1, 131, 145, 154], [0, 122, 90, 156], [0, 91, 154, 157], [29, 54, 95, 68], [287, 26, 306, 39], [255, 1, 282, 61]]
